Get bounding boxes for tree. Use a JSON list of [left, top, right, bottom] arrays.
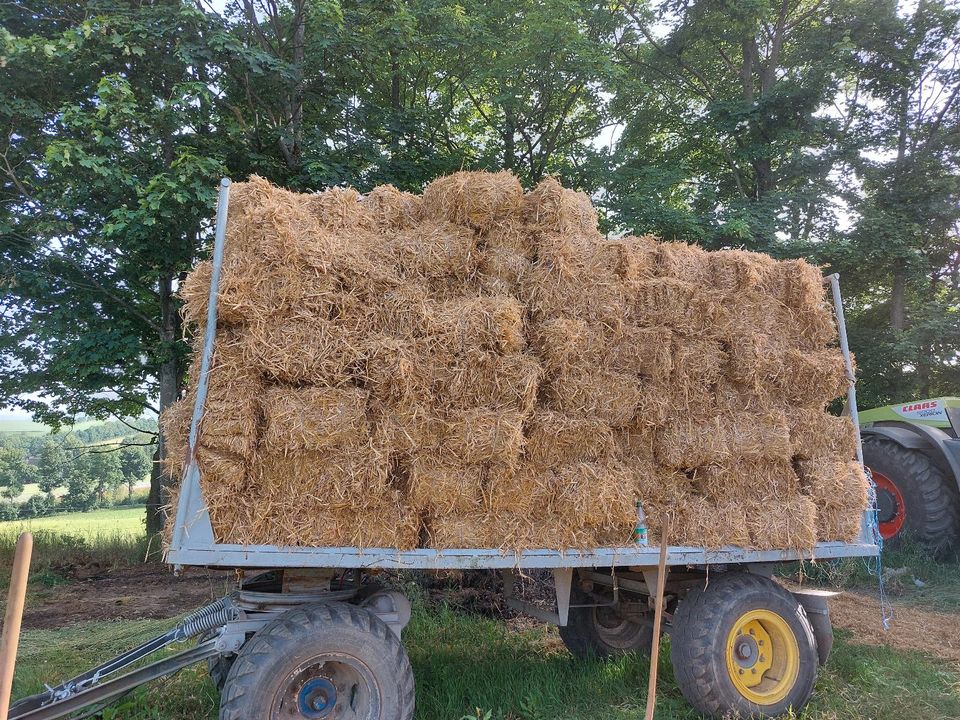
[[120, 446, 152, 500], [0, 447, 34, 499], [35, 438, 70, 493], [0, 1, 227, 531], [68, 449, 123, 509]]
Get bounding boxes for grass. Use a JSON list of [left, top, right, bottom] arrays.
[[0, 414, 101, 434], [0, 505, 146, 539], [8, 605, 960, 720]]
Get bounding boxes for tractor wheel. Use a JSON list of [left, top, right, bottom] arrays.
[[219, 602, 415, 720], [559, 581, 654, 659], [671, 572, 818, 719], [862, 437, 960, 555]]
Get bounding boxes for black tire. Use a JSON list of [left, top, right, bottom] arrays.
[[671, 572, 818, 719], [863, 436, 960, 555], [559, 581, 654, 659], [219, 602, 415, 720]]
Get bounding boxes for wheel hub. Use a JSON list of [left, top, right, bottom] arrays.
[[297, 678, 337, 718], [725, 611, 799, 706], [869, 469, 906, 540]]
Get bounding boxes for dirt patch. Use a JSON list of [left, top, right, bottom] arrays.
[[829, 590, 960, 662], [21, 564, 237, 630]]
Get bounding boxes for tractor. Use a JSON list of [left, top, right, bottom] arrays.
[[859, 397, 960, 556]]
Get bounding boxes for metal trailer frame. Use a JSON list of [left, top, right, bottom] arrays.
[[166, 177, 879, 573]]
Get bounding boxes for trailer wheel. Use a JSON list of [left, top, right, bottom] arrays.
[[863, 437, 960, 554], [671, 572, 817, 718], [559, 582, 654, 658], [219, 602, 414, 720]]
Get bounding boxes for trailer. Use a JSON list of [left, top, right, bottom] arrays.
[[8, 180, 880, 720]]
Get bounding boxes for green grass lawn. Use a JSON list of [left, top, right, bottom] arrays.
[[9, 606, 960, 720], [0, 506, 146, 539]]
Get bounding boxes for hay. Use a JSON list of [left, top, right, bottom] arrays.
[[543, 369, 643, 426], [362, 184, 422, 229], [422, 171, 523, 230], [169, 171, 868, 553], [524, 411, 614, 467], [262, 386, 369, 453], [441, 409, 526, 466], [522, 176, 598, 235], [786, 408, 858, 460]]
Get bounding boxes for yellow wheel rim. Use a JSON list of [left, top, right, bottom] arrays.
[[725, 609, 799, 705]]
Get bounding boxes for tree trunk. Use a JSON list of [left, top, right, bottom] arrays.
[[146, 273, 181, 536], [890, 267, 906, 332]]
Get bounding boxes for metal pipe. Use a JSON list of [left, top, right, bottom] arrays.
[[170, 178, 231, 550], [827, 273, 863, 465]]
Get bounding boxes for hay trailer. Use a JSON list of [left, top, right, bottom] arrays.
[[8, 180, 879, 720]]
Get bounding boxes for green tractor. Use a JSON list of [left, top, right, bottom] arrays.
[[859, 397, 960, 556]]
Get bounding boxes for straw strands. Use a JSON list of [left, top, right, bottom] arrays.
[[163, 171, 868, 552]]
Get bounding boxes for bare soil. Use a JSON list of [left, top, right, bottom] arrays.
[[22, 564, 236, 630]]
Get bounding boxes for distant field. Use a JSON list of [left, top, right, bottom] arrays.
[[0, 506, 145, 539], [0, 414, 101, 435]]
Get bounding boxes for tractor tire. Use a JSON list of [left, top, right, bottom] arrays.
[[219, 602, 415, 720], [670, 572, 818, 719], [559, 581, 654, 659], [863, 436, 960, 555]]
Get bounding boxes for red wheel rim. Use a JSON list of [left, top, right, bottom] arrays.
[[870, 469, 906, 540]]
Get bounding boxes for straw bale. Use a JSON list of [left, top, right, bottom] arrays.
[[552, 461, 637, 528], [797, 459, 870, 542], [427, 295, 525, 354], [481, 221, 536, 258], [544, 369, 643, 426], [241, 315, 364, 385], [428, 512, 610, 551], [673, 496, 753, 549], [362, 184, 422, 229], [653, 242, 711, 285], [613, 420, 657, 459], [747, 494, 818, 551], [723, 410, 793, 461], [361, 336, 437, 404], [363, 284, 432, 338], [786, 408, 858, 460], [435, 349, 542, 412], [441, 409, 527, 467], [477, 248, 529, 295], [671, 336, 726, 385], [597, 235, 658, 283], [485, 463, 556, 515], [627, 278, 726, 334], [394, 222, 479, 281], [761, 258, 827, 312], [522, 176, 598, 236], [725, 332, 788, 389], [709, 249, 773, 292], [304, 186, 367, 230], [692, 459, 801, 502], [371, 403, 448, 455], [627, 459, 693, 534], [524, 411, 614, 468], [422, 171, 523, 230], [535, 318, 671, 381], [794, 302, 838, 350], [408, 458, 484, 514], [655, 415, 730, 468], [522, 235, 626, 326], [775, 348, 848, 406], [262, 386, 369, 453]]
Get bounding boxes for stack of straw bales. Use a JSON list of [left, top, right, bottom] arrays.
[[163, 172, 869, 551]]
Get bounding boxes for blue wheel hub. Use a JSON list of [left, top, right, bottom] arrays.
[[297, 677, 337, 718]]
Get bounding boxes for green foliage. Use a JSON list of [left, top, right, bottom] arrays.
[[0, 446, 34, 498]]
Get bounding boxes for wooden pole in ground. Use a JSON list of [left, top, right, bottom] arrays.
[[0, 532, 32, 720], [644, 518, 669, 720]]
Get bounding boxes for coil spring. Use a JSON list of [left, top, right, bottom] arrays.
[[175, 596, 240, 641]]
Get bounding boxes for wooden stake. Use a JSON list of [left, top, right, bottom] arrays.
[[644, 518, 669, 720], [0, 532, 32, 720]]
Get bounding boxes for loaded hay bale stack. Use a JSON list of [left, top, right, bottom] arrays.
[[162, 171, 868, 553]]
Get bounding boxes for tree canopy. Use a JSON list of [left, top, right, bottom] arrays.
[[2, 0, 957, 531]]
